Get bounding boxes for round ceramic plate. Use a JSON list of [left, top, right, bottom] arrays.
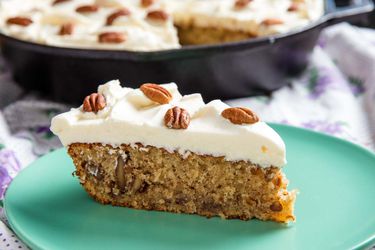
[[4, 124, 375, 250]]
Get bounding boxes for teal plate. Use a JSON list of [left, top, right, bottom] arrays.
[[4, 124, 375, 250]]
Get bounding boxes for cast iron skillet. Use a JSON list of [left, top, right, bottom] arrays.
[[0, 0, 373, 104]]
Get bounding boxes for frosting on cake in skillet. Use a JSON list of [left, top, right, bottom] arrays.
[[0, 0, 180, 51], [171, 0, 324, 37]]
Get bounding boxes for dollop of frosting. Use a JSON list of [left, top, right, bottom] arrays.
[[51, 80, 287, 168]]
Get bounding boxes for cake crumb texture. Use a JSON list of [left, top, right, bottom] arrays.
[[68, 143, 296, 223]]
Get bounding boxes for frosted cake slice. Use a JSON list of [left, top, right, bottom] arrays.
[[51, 80, 296, 222]]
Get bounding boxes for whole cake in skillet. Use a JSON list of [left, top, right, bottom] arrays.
[[0, 0, 324, 50], [51, 80, 296, 222]]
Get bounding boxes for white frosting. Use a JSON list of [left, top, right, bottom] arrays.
[[50, 80, 287, 168], [0, 0, 323, 50]]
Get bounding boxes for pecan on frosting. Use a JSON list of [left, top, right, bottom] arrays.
[[221, 107, 259, 125], [58, 23, 74, 36], [106, 8, 131, 25], [98, 32, 126, 43], [83, 93, 106, 113], [164, 106, 190, 129], [6, 17, 33, 26], [234, 0, 252, 9], [140, 83, 172, 104], [146, 10, 169, 21], [76, 5, 99, 14], [141, 0, 155, 8], [52, 0, 71, 6]]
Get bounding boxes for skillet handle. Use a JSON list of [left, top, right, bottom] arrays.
[[325, 0, 374, 24]]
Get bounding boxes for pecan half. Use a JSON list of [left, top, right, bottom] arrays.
[[140, 83, 172, 104], [221, 107, 259, 125], [287, 2, 299, 11], [164, 106, 190, 129], [261, 18, 284, 26], [83, 93, 106, 113], [6, 17, 33, 27], [146, 10, 169, 21], [234, 0, 252, 9], [98, 32, 126, 43], [115, 156, 126, 191], [141, 0, 155, 7], [52, 0, 71, 5], [58, 23, 73, 36], [106, 8, 131, 25], [76, 5, 99, 13]]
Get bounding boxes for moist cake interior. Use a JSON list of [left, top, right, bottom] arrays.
[[69, 143, 296, 222]]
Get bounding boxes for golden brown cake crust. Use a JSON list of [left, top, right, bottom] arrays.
[[68, 143, 296, 223]]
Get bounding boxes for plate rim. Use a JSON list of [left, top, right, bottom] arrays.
[[4, 123, 375, 250]]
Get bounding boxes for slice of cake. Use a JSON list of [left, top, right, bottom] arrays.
[[51, 80, 296, 222]]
